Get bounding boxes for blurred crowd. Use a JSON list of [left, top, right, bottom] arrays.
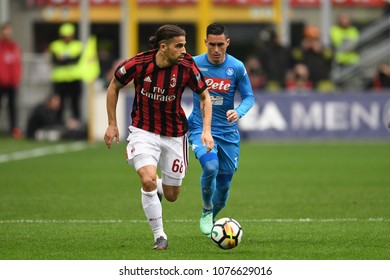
[[244, 12, 390, 94], [1, 10, 390, 140], [0, 22, 87, 140]]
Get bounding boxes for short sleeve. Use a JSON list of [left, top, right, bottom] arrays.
[[114, 58, 136, 86], [186, 59, 207, 94]]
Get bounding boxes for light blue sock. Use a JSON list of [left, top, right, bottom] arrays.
[[213, 173, 233, 218], [199, 154, 219, 213]]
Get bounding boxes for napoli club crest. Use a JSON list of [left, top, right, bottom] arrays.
[[226, 67, 234, 76]]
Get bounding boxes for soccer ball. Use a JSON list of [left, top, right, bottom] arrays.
[[211, 217, 243, 250]]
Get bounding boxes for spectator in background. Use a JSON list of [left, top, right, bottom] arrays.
[[384, 0, 390, 16], [291, 25, 334, 92], [285, 63, 313, 93], [330, 13, 360, 68], [0, 22, 22, 138], [48, 23, 83, 123], [244, 55, 265, 91], [260, 29, 290, 92], [98, 40, 116, 88], [367, 64, 390, 91], [26, 93, 86, 141]]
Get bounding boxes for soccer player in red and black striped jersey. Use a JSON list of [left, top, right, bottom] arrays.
[[104, 25, 214, 250]]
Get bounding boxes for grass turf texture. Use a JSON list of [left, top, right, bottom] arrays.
[[0, 138, 389, 260]]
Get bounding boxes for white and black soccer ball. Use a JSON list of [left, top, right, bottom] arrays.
[[211, 217, 243, 250]]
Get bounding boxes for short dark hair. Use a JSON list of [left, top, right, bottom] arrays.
[[206, 23, 229, 38], [149, 24, 186, 49]]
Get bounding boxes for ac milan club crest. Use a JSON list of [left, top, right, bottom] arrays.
[[170, 76, 177, 87]]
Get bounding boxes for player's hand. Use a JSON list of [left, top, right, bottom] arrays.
[[104, 125, 119, 149], [227, 110, 239, 124], [201, 131, 214, 153]]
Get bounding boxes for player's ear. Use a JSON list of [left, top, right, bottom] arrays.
[[204, 38, 207, 46], [160, 41, 167, 53], [226, 38, 230, 47]]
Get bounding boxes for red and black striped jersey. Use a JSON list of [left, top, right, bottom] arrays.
[[114, 49, 207, 137]]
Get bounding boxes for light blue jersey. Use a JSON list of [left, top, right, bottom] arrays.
[[188, 53, 254, 135]]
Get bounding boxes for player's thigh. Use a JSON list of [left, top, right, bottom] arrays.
[[215, 132, 240, 173], [159, 134, 189, 187], [188, 131, 218, 160], [126, 126, 161, 169]]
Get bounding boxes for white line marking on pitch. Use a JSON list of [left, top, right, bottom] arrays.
[[0, 218, 388, 224], [0, 142, 89, 164]]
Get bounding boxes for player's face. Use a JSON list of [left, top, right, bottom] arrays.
[[205, 34, 230, 65], [165, 36, 187, 65]]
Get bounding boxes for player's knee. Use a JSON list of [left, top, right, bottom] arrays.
[[163, 187, 180, 202], [200, 154, 219, 179], [161, 174, 181, 202], [140, 176, 156, 192], [202, 160, 219, 179]]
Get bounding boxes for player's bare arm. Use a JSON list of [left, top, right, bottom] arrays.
[[104, 78, 123, 149], [198, 89, 214, 152]]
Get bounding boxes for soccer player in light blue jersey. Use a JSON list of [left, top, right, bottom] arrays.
[[188, 23, 255, 236]]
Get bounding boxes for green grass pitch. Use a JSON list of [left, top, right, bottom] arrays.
[[0, 138, 389, 260]]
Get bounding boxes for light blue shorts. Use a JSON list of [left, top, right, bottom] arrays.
[[188, 129, 240, 173]]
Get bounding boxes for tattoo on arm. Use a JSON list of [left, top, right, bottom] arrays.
[[201, 104, 205, 119]]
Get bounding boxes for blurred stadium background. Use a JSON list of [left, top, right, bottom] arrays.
[[0, 0, 390, 141]]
